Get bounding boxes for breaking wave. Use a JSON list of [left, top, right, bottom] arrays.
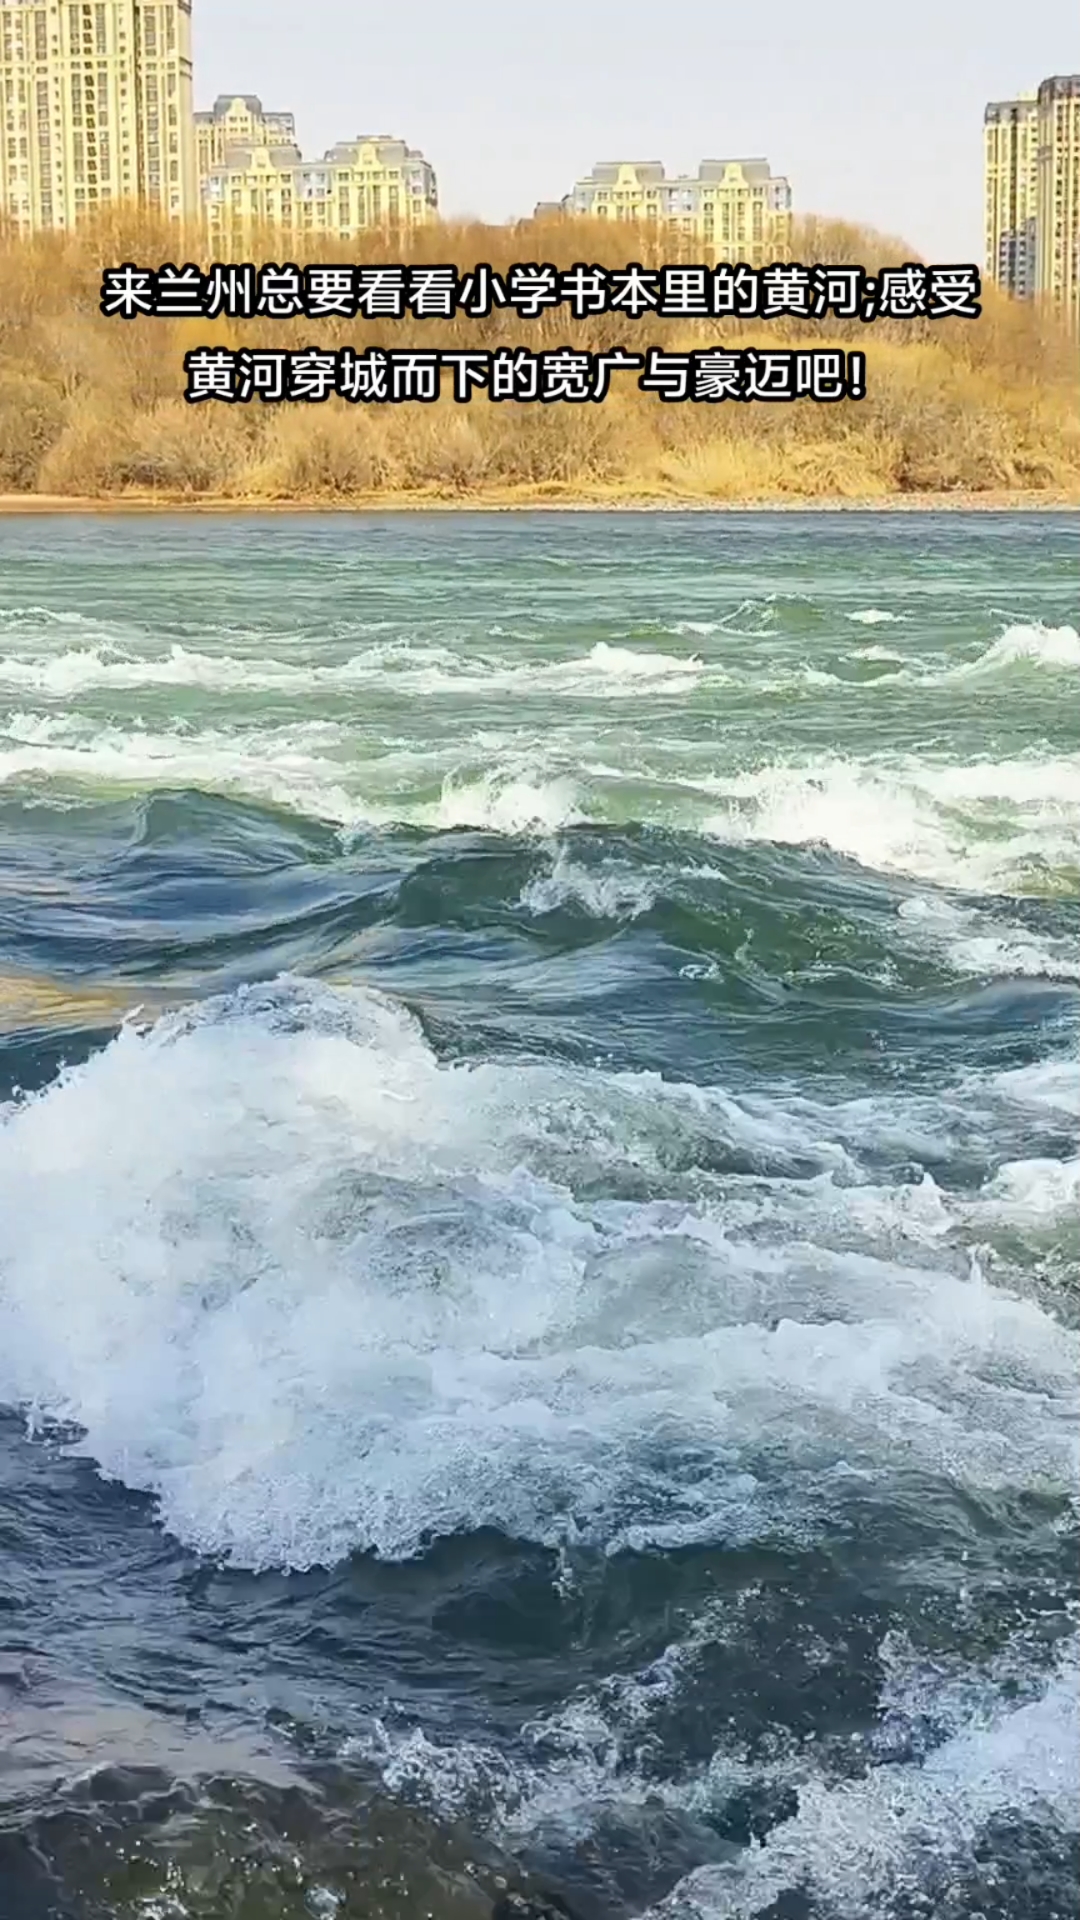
[[0, 978, 1075, 1574], [0, 636, 707, 700], [701, 750, 1080, 892], [653, 1642, 1080, 1917], [2, 731, 1078, 898]]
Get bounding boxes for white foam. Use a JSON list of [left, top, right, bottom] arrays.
[[576, 641, 703, 681], [349, 1595, 769, 1839], [852, 643, 907, 664], [0, 717, 592, 835], [897, 895, 1080, 983], [652, 1640, 1080, 1917], [0, 638, 706, 702], [0, 721, 589, 837], [842, 622, 1080, 689], [4, 709, 1077, 897], [0, 979, 1075, 1574], [0, 719, 370, 826], [955, 622, 1080, 678], [518, 844, 657, 919], [847, 609, 901, 626], [994, 1056, 1080, 1119], [428, 770, 583, 835], [1, 710, 84, 746], [977, 1153, 1080, 1224], [701, 752, 1080, 893], [347, 1607, 1080, 1911], [0, 605, 94, 632], [851, 619, 1079, 674]]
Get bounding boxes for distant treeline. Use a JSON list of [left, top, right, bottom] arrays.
[[1, 209, 1077, 501]]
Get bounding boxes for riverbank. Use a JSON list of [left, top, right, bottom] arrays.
[[1, 487, 1077, 514]]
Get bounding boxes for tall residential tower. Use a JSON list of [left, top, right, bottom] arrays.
[[983, 91, 1038, 296], [1036, 74, 1080, 333], [0, 0, 196, 232], [985, 73, 1080, 331]]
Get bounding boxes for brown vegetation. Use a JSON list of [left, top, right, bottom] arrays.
[[0, 208, 1077, 505]]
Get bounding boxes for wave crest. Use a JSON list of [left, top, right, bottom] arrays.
[[0, 978, 1075, 1573]]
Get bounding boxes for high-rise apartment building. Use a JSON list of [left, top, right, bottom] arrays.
[[194, 91, 294, 181], [549, 158, 793, 263], [1035, 74, 1080, 333], [983, 91, 1038, 297], [984, 73, 1080, 331], [201, 133, 438, 246], [0, 0, 196, 232]]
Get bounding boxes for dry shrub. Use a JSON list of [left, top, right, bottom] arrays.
[[108, 400, 243, 493], [35, 400, 131, 495], [378, 408, 491, 493], [482, 401, 641, 486], [656, 435, 788, 500], [774, 434, 892, 498], [0, 203, 1076, 501], [0, 369, 66, 487], [858, 342, 1039, 491], [240, 407, 392, 497]]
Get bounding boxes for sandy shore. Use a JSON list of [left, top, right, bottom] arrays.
[[0, 488, 1077, 515]]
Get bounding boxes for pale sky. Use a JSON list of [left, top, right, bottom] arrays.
[[193, 1, 1078, 259]]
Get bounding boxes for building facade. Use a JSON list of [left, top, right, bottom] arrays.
[[553, 158, 793, 263], [984, 74, 1080, 331], [0, 0, 195, 231], [1035, 74, 1080, 333], [983, 91, 1038, 297], [202, 133, 438, 247], [194, 91, 293, 182]]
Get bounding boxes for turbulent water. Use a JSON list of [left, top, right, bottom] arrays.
[[0, 509, 1077, 1920]]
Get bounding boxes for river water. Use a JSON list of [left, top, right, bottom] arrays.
[[0, 510, 1077, 1920]]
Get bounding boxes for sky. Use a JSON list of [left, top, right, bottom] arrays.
[[193, 1, 1078, 259]]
